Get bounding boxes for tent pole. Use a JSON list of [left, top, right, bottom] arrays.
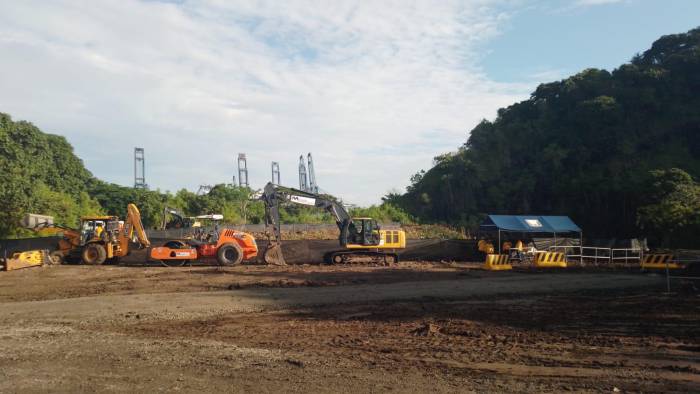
[[498, 230, 501, 254], [580, 231, 583, 264]]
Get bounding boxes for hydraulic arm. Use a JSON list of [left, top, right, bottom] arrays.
[[260, 182, 404, 265]]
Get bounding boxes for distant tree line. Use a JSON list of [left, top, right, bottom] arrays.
[[391, 27, 700, 247], [0, 113, 410, 238]]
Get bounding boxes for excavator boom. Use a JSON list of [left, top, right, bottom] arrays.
[[120, 203, 151, 253], [260, 182, 392, 265], [261, 183, 352, 265]]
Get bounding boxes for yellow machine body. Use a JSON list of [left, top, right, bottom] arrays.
[[345, 227, 406, 250], [2, 250, 51, 271]]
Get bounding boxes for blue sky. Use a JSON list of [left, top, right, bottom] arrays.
[[481, 0, 700, 82], [0, 1, 697, 205]]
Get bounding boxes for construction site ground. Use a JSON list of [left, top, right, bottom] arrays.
[[1, 261, 698, 393]]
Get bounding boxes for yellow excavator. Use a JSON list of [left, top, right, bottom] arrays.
[[23, 203, 151, 265], [260, 182, 406, 265]]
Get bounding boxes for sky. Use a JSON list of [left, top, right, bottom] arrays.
[[0, 0, 698, 205]]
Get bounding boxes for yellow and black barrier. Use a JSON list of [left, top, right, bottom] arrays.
[[483, 254, 512, 271], [640, 254, 682, 269], [534, 251, 567, 268]]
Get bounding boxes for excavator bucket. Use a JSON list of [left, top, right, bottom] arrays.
[[263, 242, 287, 266]]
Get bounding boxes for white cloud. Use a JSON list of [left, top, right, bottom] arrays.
[[574, 0, 625, 6], [0, 0, 530, 205]]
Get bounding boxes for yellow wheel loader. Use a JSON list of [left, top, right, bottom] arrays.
[[23, 204, 151, 265]]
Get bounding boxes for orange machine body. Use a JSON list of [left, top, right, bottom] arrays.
[[150, 228, 258, 263], [149, 247, 198, 260]]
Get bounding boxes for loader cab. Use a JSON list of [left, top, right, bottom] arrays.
[[79, 216, 119, 244], [349, 218, 381, 246]]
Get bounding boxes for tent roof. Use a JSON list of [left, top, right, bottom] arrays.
[[480, 215, 581, 233]]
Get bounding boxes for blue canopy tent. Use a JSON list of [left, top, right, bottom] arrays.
[[479, 215, 582, 255]]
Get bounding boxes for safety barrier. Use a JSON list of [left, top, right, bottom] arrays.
[[483, 254, 512, 271], [640, 254, 682, 270], [534, 251, 567, 268]]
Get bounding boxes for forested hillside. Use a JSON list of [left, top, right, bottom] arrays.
[[0, 113, 102, 236], [394, 27, 700, 246], [0, 114, 408, 238]]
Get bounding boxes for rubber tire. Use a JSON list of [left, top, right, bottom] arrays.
[[49, 251, 64, 265], [82, 243, 107, 265], [216, 242, 243, 266]]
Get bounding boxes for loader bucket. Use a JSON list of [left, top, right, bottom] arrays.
[[2, 250, 51, 271], [263, 242, 287, 266], [21, 214, 54, 229]]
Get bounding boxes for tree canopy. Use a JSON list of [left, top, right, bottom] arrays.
[[0, 112, 412, 238], [396, 27, 700, 246]]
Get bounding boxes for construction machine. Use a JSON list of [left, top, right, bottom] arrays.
[[160, 207, 224, 230], [24, 204, 151, 265], [149, 228, 258, 267], [1, 250, 53, 271], [260, 182, 406, 265]]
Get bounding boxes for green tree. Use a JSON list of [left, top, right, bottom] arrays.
[[396, 27, 700, 246], [637, 169, 700, 246]]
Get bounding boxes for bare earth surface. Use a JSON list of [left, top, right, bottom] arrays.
[[0, 262, 698, 393]]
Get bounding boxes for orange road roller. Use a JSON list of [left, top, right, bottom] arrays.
[[150, 228, 257, 267]]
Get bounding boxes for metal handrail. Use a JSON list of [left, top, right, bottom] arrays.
[[545, 246, 644, 265], [580, 246, 612, 264]]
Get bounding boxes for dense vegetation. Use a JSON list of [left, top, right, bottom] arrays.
[[3, 28, 699, 246], [0, 113, 410, 238], [394, 27, 700, 247], [0, 114, 102, 236]]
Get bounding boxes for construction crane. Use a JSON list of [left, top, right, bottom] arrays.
[[298, 155, 308, 191], [260, 182, 405, 265]]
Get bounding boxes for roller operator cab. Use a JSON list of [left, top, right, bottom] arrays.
[[149, 228, 258, 267]]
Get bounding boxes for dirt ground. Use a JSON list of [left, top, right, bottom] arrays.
[[0, 262, 698, 393]]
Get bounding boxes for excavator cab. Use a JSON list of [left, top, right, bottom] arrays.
[[349, 218, 381, 246]]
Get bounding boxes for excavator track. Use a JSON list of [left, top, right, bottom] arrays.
[[325, 251, 399, 266]]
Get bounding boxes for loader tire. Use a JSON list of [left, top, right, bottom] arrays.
[[82, 243, 107, 265], [216, 242, 243, 266], [49, 251, 64, 265]]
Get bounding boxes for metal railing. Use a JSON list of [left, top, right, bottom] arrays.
[[611, 248, 643, 264], [580, 246, 612, 264], [545, 246, 644, 265]]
